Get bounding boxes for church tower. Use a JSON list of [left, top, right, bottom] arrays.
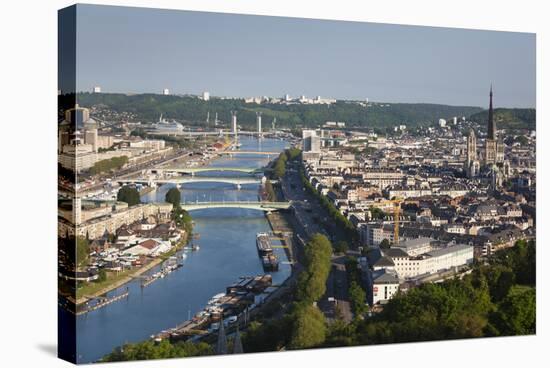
[[465, 128, 479, 177], [484, 86, 504, 165]]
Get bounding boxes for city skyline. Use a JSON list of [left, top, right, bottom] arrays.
[[73, 4, 535, 108]]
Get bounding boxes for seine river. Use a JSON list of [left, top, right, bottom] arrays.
[[75, 136, 290, 363]]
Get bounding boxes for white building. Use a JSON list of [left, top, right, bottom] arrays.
[[378, 243, 474, 280], [372, 269, 400, 304], [439, 118, 447, 128], [93, 86, 101, 93], [163, 88, 170, 95], [394, 237, 433, 257], [202, 91, 210, 101]]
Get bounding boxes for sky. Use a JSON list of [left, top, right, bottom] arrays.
[[72, 4, 536, 108]]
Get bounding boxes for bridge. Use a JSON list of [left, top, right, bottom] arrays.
[[118, 176, 262, 187], [180, 201, 291, 212], [218, 150, 279, 156], [156, 166, 263, 175]]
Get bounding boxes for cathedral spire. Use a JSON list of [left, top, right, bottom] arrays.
[[487, 85, 496, 140]]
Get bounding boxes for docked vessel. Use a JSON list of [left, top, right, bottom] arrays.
[[256, 233, 279, 272], [256, 233, 272, 255]]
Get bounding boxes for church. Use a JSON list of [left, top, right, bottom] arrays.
[[464, 87, 507, 187]]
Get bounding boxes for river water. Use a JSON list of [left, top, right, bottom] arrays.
[[74, 136, 289, 363]]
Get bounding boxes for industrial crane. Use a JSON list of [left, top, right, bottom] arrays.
[[374, 197, 404, 245]]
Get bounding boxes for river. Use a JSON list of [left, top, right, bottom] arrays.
[[74, 136, 290, 363]]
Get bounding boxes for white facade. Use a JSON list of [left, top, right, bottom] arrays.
[[202, 91, 210, 101], [386, 244, 474, 279], [162, 88, 170, 95], [371, 269, 400, 304]]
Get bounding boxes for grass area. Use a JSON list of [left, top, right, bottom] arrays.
[[76, 268, 136, 299]]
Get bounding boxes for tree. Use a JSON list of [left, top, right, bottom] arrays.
[[349, 281, 368, 317], [102, 340, 212, 361], [76, 237, 90, 267], [90, 156, 129, 175], [285, 147, 302, 161], [289, 304, 327, 349], [369, 206, 386, 220], [117, 185, 141, 206], [172, 206, 193, 235], [380, 239, 391, 249], [165, 187, 182, 208], [490, 286, 536, 336], [264, 180, 276, 201], [97, 269, 107, 282], [273, 153, 287, 179], [296, 234, 333, 303], [334, 240, 349, 254]]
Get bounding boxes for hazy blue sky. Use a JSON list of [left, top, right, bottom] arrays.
[[75, 4, 536, 107]]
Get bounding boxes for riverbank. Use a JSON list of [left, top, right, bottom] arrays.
[[75, 232, 189, 305], [139, 186, 156, 196]]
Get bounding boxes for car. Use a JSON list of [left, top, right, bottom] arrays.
[[225, 315, 238, 325]]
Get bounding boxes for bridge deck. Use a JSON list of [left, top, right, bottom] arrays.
[[180, 201, 291, 211]]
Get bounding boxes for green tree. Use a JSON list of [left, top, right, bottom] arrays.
[[90, 156, 129, 175], [76, 237, 90, 267], [349, 281, 368, 317], [490, 286, 536, 336], [102, 340, 212, 361], [334, 240, 349, 254], [285, 147, 302, 161], [273, 153, 287, 179], [165, 187, 182, 208], [296, 234, 333, 303], [289, 304, 327, 349], [380, 239, 391, 249], [172, 206, 193, 235], [369, 206, 387, 220], [117, 185, 141, 206], [97, 269, 107, 282], [264, 179, 276, 201]]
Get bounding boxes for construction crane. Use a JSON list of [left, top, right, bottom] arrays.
[[374, 197, 403, 245]]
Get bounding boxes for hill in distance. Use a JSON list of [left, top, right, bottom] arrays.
[[468, 108, 536, 131], [74, 92, 501, 130]]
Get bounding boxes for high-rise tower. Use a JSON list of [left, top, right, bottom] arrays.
[[256, 111, 262, 138], [231, 111, 238, 146]]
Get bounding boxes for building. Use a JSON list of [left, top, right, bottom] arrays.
[[93, 86, 101, 93], [162, 88, 170, 95], [302, 130, 321, 153], [360, 223, 395, 246], [394, 237, 433, 257], [376, 243, 474, 280], [484, 86, 505, 165], [465, 128, 479, 177], [372, 269, 400, 304], [85, 128, 98, 152], [58, 202, 173, 240], [202, 91, 210, 101], [362, 169, 405, 189]]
